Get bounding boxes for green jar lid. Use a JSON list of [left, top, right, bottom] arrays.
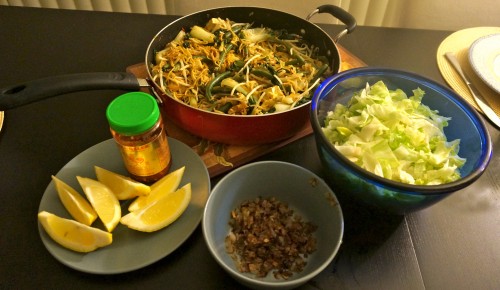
[[106, 92, 160, 135]]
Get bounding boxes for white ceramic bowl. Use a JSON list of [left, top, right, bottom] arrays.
[[202, 161, 343, 289]]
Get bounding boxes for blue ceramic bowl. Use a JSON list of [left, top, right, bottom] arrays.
[[310, 68, 492, 214]]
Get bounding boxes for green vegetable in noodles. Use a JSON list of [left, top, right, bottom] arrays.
[[190, 25, 215, 43], [241, 27, 272, 43], [205, 71, 232, 101]]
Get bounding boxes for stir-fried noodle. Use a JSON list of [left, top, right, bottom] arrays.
[[151, 18, 331, 115]]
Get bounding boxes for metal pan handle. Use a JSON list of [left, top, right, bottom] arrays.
[[307, 5, 357, 43], [0, 72, 147, 110]]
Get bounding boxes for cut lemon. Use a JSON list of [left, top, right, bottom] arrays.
[[128, 166, 185, 212], [121, 183, 191, 232], [94, 166, 151, 200], [52, 175, 97, 226], [38, 211, 112, 253], [77, 176, 121, 232]]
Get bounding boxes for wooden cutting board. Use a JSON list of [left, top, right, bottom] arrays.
[[127, 45, 366, 177]]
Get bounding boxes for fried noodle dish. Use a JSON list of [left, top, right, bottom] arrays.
[[151, 18, 331, 115]]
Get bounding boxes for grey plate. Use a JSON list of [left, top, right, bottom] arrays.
[[38, 138, 210, 274]]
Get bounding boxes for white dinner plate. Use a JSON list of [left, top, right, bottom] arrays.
[[38, 138, 210, 274], [469, 33, 500, 94]]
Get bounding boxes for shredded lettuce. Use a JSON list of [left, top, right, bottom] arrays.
[[322, 81, 466, 185]]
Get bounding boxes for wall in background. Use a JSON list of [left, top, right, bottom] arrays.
[[1, 0, 499, 31], [164, 0, 400, 27], [399, 0, 500, 31]]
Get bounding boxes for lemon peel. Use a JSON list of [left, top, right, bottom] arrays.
[[121, 183, 191, 232], [77, 176, 121, 232], [94, 166, 150, 200], [38, 211, 112, 253], [128, 166, 185, 212], [52, 175, 97, 226]]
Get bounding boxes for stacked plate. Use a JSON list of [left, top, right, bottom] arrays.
[[469, 33, 500, 94], [437, 27, 500, 119]]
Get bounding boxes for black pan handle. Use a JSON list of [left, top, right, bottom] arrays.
[[307, 5, 357, 42], [0, 72, 142, 110]]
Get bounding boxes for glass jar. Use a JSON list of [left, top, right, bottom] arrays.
[[106, 92, 171, 183]]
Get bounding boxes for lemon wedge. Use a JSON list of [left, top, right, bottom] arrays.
[[77, 176, 121, 232], [128, 166, 185, 212], [94, 166, 151, 200], [120, 183, 191, 232], [52, 175, 97, 226], [38, 211, 112, 252]]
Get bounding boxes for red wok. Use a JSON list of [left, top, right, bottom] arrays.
[[0, 5, 356, 145]]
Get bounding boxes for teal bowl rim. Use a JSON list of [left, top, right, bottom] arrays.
[[310, 67, 493, 195]]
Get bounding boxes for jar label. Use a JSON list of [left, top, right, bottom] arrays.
[[118, 133, 171, 177]]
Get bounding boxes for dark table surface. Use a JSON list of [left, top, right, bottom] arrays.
[[1, 6, 499, 290]]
